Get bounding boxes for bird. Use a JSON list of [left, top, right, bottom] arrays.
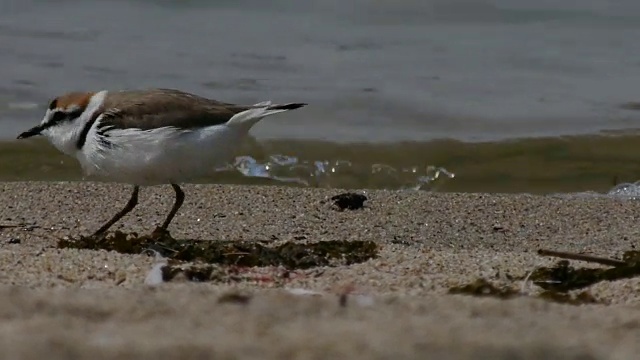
[[17, 88, 307, 236]]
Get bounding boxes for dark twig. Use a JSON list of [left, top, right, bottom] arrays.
[[0, 224, 20, 230], [537, 249, 627, 267]]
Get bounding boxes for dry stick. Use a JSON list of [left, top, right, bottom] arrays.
[[0, 224, 20, 230], [537, 249, 627, 267]]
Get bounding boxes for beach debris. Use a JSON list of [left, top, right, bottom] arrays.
[[330, 192, 367, 210], [6, 238, 20, 244], [492, 224, 507, 233], [390, 237, 412, 246], [218, 292, 252, 305], [339, 293, 348, 307], [161, 262, 231, 283], [338, 283, 356, 307], [22, 224, 40, 232], [114, 271, 127, 286], [448, 278, 602, 305], [0, 223, 20, 230], [537, 249, 626, 267], [531, 248, 640, 292], [144, 250, 291, 286], [448, 278, 519, 299], [285, 288, 324, 297], [337, 283, 353, 307], [456, 247, 640, 305], [284, 286, 374, 308], [2, 222, 42, 232], [537, 290, 600, 305], [61, 229, 378, 270], [352, 294, 375, 307], [144, 262, 166, 286], [144, 250, 168, 286], [144, 256, 292, 285]]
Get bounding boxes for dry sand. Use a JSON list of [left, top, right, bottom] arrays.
[[1, 181, 640, 359]]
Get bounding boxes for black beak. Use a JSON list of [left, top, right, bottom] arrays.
[[17, 124, 44, 139]]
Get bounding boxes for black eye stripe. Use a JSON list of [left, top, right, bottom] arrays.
[[47, 108, 83, 127], [48, 99, 58, 110], [67, 108, 84, 120], [50, 111, 66, 124]]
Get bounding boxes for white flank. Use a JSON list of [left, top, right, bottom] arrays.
[[79, 122, 243, 184], [78, 100, 299, 185]]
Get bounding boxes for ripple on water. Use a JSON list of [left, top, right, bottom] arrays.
[[5, 135, 640, 194], [227, 154, 455, 190], [608, 181, 640, 199]]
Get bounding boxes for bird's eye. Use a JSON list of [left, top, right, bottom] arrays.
[[49, 110, 67, 124], [67, 108, 84, 120], [48, 99, 58, 110]]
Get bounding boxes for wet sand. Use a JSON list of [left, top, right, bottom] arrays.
[[1, 182, 640, 359]]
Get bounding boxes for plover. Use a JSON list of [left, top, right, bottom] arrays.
[[17, 88, 307, 236]]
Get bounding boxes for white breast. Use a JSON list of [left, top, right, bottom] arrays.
[[77, 122, 247, 185]]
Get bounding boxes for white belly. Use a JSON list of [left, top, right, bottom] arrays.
[[77, 124, 246, 185]]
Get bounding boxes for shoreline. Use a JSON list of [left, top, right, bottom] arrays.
[[2, 132, 640, 194], [1, 182, 639, 358]]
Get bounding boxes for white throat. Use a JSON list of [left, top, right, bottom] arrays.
[[43, 90, 108, 156]]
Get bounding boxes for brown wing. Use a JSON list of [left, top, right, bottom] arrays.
[[97, 88, 251, 131]]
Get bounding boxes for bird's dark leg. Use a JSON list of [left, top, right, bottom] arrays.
[[93, 185, 140, 236], [160, 183, 185, 231]]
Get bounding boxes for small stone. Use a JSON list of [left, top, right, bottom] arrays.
[[331, 193, 368, 211]]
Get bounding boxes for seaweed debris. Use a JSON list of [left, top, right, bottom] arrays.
[[531, 249, 640, 292], [57, 229, 378, 270], [331, 192, 367, 210], [145, 258, 293, 285], [448, 278, 602, 305], [538, 290, 600, 305], [447, 248, 638, 305], [448, 278, 519, 299], [161, 262, 230, 283]]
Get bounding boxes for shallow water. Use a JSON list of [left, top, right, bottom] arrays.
[[3, 0, 640, 143], [3, 133, 639, 194]]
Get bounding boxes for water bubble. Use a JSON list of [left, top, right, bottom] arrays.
[[218, 154, 455, 191], [372, 164, 397, 175], [608, 181, 640, 199], [269, 154, 298, 166]]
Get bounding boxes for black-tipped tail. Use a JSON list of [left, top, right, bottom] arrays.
[[267, 103, 307, 111]]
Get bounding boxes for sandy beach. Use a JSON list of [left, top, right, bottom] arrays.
[[1, 181, 639, 359]]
